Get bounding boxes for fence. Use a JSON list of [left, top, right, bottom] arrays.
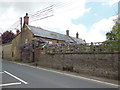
[[45, 41, 119, 54], [20, 40, 119, 62]]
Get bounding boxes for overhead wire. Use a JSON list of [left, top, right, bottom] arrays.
[[9, 19, 20, 30], [9, 0, 80, 31], [29, 5, 54, 21], [29, 0, 74, 18], [29, 0, 77, 22], [30, 0, 82, 22], [29, 0, 74, 17]]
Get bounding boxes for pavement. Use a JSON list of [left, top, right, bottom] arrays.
[[0, 58, 119, 88]]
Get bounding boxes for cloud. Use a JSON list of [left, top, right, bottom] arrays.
[[86, 15, 117, 43], [66, 15, 116, 43], [0, 0, 60, 2], [102, 0, 119, 6], [0, 6, 20, 32], [108, 0, 119, 6]]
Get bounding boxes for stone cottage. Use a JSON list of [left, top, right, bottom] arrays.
[[3, 13, 85, 61]]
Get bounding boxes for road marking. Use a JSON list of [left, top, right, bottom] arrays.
[[0, 72, 3, 74], [11, 61, 118, 87], [4, 71, 28, 84], [0, 82, 21, 87]]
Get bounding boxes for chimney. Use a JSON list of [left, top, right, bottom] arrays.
[[76, 32, 79, 38], [16, 29, 20, 35], [66, 30, 69, 36], [24, 13, 29, 25]]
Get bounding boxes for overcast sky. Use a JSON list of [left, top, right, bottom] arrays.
[[0, 0, 119, 43]]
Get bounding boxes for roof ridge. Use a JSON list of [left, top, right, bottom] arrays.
[[68, 36, 77, 43], [28, 25, 81, 40], [28, 25, 69, 37]]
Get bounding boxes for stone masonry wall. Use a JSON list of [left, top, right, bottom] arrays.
[[0, 45, 2, 58], [35, 53, 119, 80], [2, 43, 12, 60]]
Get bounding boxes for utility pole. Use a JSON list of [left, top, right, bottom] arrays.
[[32, 41, 35, 62], [20, 17, 22, 62]]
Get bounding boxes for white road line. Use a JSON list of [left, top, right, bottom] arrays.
[[0, 82, 21, 87], [0, 72, 3, 74], [4, 71, 28, 84], [12, 61, 118, 87]]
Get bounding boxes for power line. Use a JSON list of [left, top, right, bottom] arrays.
[[30, 0, 83, 23], [54, 0, 75, 10], [30, 9, 53, 20], [9, 0, 79, 31], [9, 20, 20, 30], [30, 0, 81, 22], [29, 0, 75, 20], [29, 5, 54, 22], [8, 5, 54, 31], [29, 0, 73, 17], [29, 5, 53, 17]]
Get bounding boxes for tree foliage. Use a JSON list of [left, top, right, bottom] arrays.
[[2, 30, 16, 44], [106, 19, 120, 41], [106, 17, 120, 51]]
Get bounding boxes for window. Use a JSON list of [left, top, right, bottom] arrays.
[[25, 39, 28, 43], [46, 40, 53, 44]]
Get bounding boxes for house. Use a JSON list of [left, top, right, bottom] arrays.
[[21, 13, 85, 45], [3, 13, 85, 61]]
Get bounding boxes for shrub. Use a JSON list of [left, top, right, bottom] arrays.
[[63, 66, 73, 72]]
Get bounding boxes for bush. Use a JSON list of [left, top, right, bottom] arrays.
[[32, 62, 38, 66], [14, 59, 20, 62], [63, 66, 73, 72]]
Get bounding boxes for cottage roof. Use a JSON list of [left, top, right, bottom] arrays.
[[26, 24, 85, 44]]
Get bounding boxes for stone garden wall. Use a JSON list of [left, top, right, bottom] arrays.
[[35, 52, 119, 80]]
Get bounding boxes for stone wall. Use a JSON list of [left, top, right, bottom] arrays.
[[0, 45, 2, 58], [35, 52, 119, 80], [12, 34, 21, 61], [2, 43, 12, 60]]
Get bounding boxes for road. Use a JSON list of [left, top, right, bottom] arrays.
[[0, 58, 119, 88]]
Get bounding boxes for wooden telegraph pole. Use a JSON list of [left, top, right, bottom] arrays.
[[20, 17, 22, 61]]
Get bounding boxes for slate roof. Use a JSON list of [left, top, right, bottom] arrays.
[[26, 24, 85, 44]]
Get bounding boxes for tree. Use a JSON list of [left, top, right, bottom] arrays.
[[105, 17, 120, 51], [1, 30, 16, 44], [106, 19, 120, 41]]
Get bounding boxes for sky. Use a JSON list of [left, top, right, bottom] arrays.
[[0, 0, 119, 43]]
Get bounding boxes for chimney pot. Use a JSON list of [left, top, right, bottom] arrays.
[[26, 13, 28, 16], [24, 13, 29, 25], [66, 30, 69, 36], [76, 32, 79, 38], [16, 29, 20, 35]]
